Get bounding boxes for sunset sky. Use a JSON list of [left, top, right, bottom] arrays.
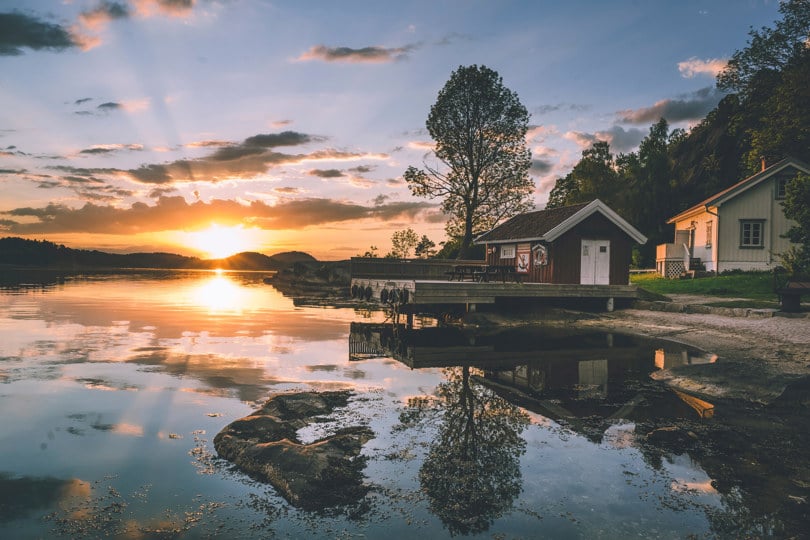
[[0, 0, 783, 260]]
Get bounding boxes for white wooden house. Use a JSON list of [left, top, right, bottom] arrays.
[[656, 157, 808, 277]]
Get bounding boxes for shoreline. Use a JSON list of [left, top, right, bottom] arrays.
[[466, 299, 809, 405]]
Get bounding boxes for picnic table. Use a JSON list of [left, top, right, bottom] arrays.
[[446, 264, 525, 283], [474, 264, 523, 283], [446, 265, 485, 281]]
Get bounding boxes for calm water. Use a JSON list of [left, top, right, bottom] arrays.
[[0, 271, 794, 538]]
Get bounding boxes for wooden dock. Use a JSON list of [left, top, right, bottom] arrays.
[[349, 257, 640, 313], [350, 278, 638, 306]]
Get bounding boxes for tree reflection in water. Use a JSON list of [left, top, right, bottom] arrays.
[[410, 365, 530, 535]]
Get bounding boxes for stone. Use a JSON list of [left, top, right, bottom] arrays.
[[214, 390, 374, 510]]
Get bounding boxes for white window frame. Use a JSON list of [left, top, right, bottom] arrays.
[[500, 244, 516, 258], [740, 220, 764, 248]]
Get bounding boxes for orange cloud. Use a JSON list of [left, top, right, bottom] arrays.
[[2, 195, 437, 234], [677, 57, 727, 78]]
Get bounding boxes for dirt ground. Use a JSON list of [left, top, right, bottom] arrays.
[[579, 295, 810, 404]]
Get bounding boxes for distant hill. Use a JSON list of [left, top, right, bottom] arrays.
[[267, 251, 317, 265], [0, 237, 317, 270], [203, 251, 315, 270]]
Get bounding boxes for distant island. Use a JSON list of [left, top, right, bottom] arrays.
[[0, 236, 318, 271]]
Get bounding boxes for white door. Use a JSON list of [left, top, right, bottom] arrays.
[[580, 239, 610, 285]]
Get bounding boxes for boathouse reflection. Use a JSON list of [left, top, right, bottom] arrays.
[[349, 323, 717, 426]]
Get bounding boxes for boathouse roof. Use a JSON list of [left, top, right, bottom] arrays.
[[474, 199, 647, 245]]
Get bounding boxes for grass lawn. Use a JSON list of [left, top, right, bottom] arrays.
[[630, 271, 778, 301]]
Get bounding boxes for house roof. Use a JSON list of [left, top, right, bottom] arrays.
[[474, 199, 648, 245], [667, 157, 810, 224]]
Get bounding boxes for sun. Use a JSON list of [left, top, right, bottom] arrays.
[[182, 224, 261, 259]]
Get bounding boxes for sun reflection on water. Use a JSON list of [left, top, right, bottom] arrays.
[[189, 274, 252, 314]]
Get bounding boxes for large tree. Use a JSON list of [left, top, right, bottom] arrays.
[[546, 141, 620, 210], [404, 65, 534, 259]]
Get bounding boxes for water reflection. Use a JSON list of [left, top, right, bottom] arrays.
[[189, 274, 253, 314], [350, 323, 716, 428], [2, 273, 806, 538], [407, 366, 529, 535]]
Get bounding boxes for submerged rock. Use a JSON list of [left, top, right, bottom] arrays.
[[214, 390, 374, 510]]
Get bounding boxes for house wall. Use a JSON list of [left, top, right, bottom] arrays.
[[486, 213, 634, 285], [717, 174, 795, 272], [672, 210, 718, 272]]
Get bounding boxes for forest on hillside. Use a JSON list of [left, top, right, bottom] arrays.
[[547, 0, 810, 266], [0, 236, 316, 270]]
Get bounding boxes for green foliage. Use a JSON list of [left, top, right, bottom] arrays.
[[547, 119, 679, 266], [631, 272, 777, 301], [414, 234, 437, 259], [780, 172, 810, 274], [405, 65, 534, 259], [546, 2, 810, 268], [387, 228, 420, 259], [417, 366, 529, 535], [356, 245, 379, 258], [546, 141, 619, 209], [717, 0, 810, 95]]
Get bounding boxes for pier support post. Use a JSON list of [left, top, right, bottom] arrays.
[[606, 297, 614, 312]]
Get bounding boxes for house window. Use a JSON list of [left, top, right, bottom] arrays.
[[500, 245, 515, 258], [740, 220, 765, 248], [776, 176, 788, 199], [705, 220, 713, 248]]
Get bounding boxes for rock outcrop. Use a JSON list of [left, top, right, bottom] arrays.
[[214, 390, 373, 510]]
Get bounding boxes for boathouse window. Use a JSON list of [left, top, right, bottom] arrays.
[[740, 220, 764, 248], [500, 245, 515, 258]]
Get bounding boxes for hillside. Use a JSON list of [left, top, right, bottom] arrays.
[[0, 237, 317, 271]]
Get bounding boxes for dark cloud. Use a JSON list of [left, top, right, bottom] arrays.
[[617, 87, 725, 124], [566, 125, 646, 153], [75, 97, 93, 105], [297, 44, 419, 63], [79, 144, 142, 155], [1, 196, 437, 234], [530, 159, 553, 175], [208, 145, 266, 161], [349, 165, 374, 174], [98, 102, 122, 111], [273, 187, 301, 194], [63, 175, 105, 184], [308, 168, 344, 178], [39, 132, 384, 186], [80, 1, 130, 25], [243, 131, 315, 148], [0, 12, 77, 55]]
